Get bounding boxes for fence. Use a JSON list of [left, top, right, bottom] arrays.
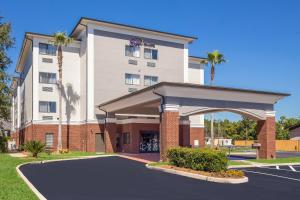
[[234, 140, 300, 152]]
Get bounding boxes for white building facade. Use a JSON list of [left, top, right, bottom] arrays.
[[11, 18, 206, 152]]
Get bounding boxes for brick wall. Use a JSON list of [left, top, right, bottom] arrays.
[[190, 127, 205, 148]]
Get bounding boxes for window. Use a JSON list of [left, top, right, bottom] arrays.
[[123, 132, 130, 144], [125, 73, 140, 85], [39, 72, 56, 84], [39, 43, 56, 55], [144, 76, 158, 86], [125, 45, 140, 58], [39, 101, 56, 113], [144, 48, 158, 60], [45, 133, 54, 148]]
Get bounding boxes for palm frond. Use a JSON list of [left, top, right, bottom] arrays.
[[50, 32, 73, 46]]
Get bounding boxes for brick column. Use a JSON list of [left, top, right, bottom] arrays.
[[160, 104, 180, 161], [104, 117, 117, 153], [257, 115, 276, 159]]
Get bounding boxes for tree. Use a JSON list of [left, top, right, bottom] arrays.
[[0, 17, 14, 121], [206, 50, 226, 148], [276, 116, 300, 139], [51, 32, 73, 151]]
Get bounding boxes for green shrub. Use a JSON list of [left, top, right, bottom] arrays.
[[167, 147, 228, 172], [0, 136, 8, 153], [23, 141, 46, 158]]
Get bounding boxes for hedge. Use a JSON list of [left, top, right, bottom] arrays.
[[167, 147, 228, 172]]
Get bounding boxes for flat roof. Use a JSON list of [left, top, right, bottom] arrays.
[[70, 17, 198, 42], [98, 82, 290, 108]]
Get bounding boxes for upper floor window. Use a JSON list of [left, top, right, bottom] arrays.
[[144, 48, 158, 60], [144, 75, 158, 86], [125, 73, 140, 85], [125, 45, 140, 58], [39, 72, 56, 84], [39, 43, 56, 56], [39, 101, 56, 113]]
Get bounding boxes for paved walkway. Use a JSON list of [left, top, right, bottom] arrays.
[[118, 153, 160, 163], [9, 152, 27, 158]]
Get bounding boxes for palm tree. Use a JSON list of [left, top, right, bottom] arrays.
[[51, 32, 73, 152], [206, 50, 226, 148]]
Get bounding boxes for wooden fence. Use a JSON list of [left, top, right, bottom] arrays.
[[234, 140, 300, 152]]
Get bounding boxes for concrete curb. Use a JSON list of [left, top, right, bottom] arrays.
[[146, 164, 248, 184], [16, 154, 116, 200]]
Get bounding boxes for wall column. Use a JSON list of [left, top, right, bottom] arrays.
[[160, 104, 180, 161], [257, 111, 276, 159], [104, 114, 117, 153]]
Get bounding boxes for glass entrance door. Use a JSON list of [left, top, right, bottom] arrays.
[[139, 131, 159, 153]]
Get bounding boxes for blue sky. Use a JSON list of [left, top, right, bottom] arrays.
[[1, 0, 299, 120]]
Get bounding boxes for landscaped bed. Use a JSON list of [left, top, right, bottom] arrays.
[[147, 147, 248, 184]]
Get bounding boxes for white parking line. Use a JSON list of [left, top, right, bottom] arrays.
[[259, 166, 300, 173], [243, 170, 300, 182], [276, 166, 279, 170], [289, 166, 296, 172]]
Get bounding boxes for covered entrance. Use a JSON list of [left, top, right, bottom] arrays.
[[98, 82, 289, 160], [139, 131, 159, 153]]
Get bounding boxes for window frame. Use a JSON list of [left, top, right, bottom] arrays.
[[39, 43, 56, 56], [125, 45, 140, 58], [45, 133, 54, 148], [123, 132, 131, 144], [39, 72, 57, 84], [144, 48, 158, 60], [144, 75, 158, 86], [125, 73, 140, 85], [39, 101, 56, 113]]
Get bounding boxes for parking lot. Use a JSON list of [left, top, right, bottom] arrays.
[[20, 156, 300, 200]]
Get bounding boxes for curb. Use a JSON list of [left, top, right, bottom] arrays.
[[146, 164, 248, 184], [16, 154, 116, 200]]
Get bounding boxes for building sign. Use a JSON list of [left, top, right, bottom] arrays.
[[130, 37, 155, 48]]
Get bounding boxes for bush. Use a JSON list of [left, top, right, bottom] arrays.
[[0, 136, 8, 153], [167, 147, 228, 172], [23, 141, 46, 158]]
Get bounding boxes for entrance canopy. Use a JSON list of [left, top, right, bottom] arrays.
[[98, 82, 289, 120]]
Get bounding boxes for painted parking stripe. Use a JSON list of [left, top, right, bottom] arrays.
[[289, 165, 296, 172], [243, 170, 300, 182], [276, 166, 279, 170], [259, 166, 300, 173]]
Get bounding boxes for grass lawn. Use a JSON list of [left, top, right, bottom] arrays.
[[228, 160, 250, 166], [0, 151, 98, 200], [252, 156, 300, 164]]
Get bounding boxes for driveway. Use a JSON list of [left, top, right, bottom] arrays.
[[20, 156, 300, 200]]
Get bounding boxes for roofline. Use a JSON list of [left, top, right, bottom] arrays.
[[288, 123, 300, 131], [189, 55, 207, 60], [98, 82, 291, 108], [70, 17, 198, 41], [15, 32, 80, 73]]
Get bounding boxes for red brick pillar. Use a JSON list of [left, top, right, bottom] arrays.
[[190, 127, 205, 148], [257, 116, 276, 159], [105, 118, 117, 153], [160, 105, 180, 161]]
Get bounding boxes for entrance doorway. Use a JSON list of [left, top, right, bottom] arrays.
[[139, 131, 159, 153], [95, 133, 105, 152]]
